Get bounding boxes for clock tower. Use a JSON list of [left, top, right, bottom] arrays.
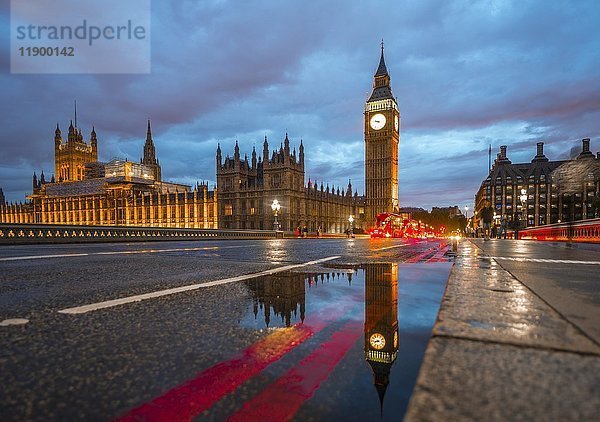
[[364, 42, 400, 224], [364, 263, 399, 409]]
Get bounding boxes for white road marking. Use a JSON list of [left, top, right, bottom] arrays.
[[0, 318, 29, 326], [491, 256, 600, 265], [0, 244, 256, 262], [377, 244, 409, 251], [58, 256, 341, 315]]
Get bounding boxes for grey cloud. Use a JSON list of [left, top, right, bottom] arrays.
[[0, 0, 599, 207]]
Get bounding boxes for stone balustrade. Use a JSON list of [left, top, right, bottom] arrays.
[[0, 223, 282, 245]]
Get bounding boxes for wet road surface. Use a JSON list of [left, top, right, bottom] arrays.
[[0, 238, 452, 421]]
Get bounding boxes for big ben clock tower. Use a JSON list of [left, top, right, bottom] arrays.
[[364, 41, 400, 224]]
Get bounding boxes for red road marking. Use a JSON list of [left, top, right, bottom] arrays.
[[426, 242, 449, 262], [228, 320, 363, 421], [405, 241, 443, 263], [117, 305, 352, 422]]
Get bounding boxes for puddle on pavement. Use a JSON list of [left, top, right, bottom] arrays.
[[204, 262, 451, 421]]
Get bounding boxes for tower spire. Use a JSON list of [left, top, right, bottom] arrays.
[[142, 120, 161, 181], [146, 120, 153, 144], [375, 39, 388, 76]]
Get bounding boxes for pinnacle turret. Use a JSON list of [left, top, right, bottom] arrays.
[[141, 120, 161, 181]]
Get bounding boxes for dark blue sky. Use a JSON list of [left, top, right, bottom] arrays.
[[1, 0, 599, 209]]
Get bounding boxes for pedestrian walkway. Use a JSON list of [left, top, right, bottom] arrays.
[[405, 239, 600, 421]]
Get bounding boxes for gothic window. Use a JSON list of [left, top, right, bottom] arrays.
[[225, 204, 233, 216]]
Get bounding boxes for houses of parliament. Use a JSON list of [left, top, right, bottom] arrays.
[[0, 45, 401, 232]]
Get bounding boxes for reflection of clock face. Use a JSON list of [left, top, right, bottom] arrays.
[[394, 115, 399, 132], [393, 331, 398, 348], [370, 113, 386, 130], [369, 333, 386, 350]]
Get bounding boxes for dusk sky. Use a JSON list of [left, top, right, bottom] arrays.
[[1, 0, 599, 209]]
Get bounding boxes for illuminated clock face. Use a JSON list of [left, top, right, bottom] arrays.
[[393, 331, 398, 348], [394, 115, 399, 132], [369, 333, 386, 350], [370, 113, 386, 130]]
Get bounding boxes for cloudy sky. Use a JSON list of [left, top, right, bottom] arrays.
[[1, 0, 599, 209]]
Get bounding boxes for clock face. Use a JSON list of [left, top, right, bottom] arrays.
[[393, 331, 398, 348], [369, 333, 386, 350], [394, 115, 399, 132], [370, 113, 386, 130]]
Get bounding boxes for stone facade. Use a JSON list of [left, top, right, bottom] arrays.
[[1, 122, 217, 229], [1, 45, 406, 231], [54, 122, 98, 183], [475, 139, 600, 227], [216, 134, 363, 233]]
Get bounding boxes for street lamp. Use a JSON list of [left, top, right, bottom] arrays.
[[520, 189, 527, 226], [348, 215, 354, 237], [464, 205, 469, 219], [271, 199, 281, 231]]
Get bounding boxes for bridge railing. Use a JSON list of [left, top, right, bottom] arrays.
[[0, 223, 283, 245], [518, 218, 600, 243]]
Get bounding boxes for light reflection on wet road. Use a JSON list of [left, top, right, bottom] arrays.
[[0, 239, 452, 420], [122, 262, 451, 421]]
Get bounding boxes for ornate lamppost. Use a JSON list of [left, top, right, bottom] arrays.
[[271, 199, 281, 231], [348, 215, 354, 238]]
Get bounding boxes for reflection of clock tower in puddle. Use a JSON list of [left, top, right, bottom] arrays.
[[364, 263, 399, 407], [364, 41, 400, 224]]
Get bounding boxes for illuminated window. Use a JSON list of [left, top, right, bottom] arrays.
[[225, 204, 233, 216], [250, 207, 255, 215]]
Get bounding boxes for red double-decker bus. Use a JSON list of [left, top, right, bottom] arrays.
[[369, 213, 409, 238], [369, 213, 441, 238]]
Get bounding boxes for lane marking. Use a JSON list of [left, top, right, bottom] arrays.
[[0, 318, 29, 326], [491, 257, 600, 265], [117, 303, 355, 421], [58, 256, 340, 314], [377, 244, 409, 251], [229, 320, 363, 421], [0, 244, 256, 262]]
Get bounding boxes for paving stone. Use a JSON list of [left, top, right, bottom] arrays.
[[406, 240, 600, 421], [433, 241, 599, 354], [406, 337, 600, 422]]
